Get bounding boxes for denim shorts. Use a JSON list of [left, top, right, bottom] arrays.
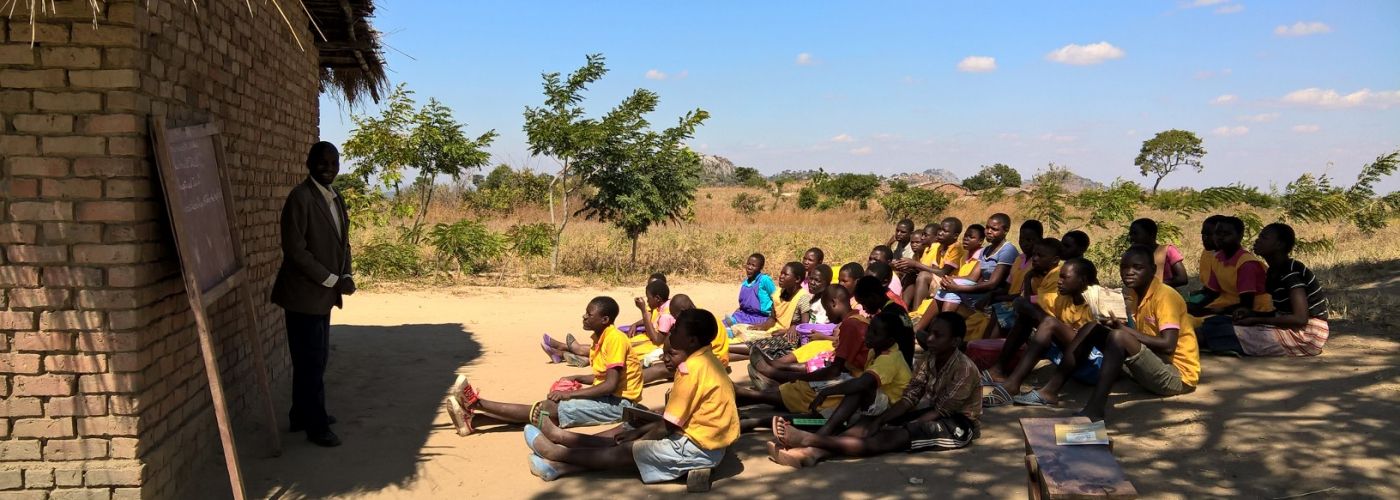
[[632, 434, 725, 483], [556, 396, 638, 428], [990, 302, 1016, 329]]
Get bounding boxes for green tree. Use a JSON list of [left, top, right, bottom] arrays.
[[962, 163, 1022, 191], [733, 167, 767, 188], [1021, 163, 1072, 232], [796, 186, 819, 210], [342, 84, 497, 243], [879, 183, 952, 223], [818, 173, 881, 205], [1135, 129, 1206, 195], [1071, 180, 1145, 228]]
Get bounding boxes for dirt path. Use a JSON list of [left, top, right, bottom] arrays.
[[236, 281, 1400, 499]]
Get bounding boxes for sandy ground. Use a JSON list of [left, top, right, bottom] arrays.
[[227, 281, 1400, 499]]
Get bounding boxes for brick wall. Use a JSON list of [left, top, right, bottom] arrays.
[[1, 1, 319, 498]]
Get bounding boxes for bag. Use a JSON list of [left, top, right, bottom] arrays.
[[549, 379, 584, 393]]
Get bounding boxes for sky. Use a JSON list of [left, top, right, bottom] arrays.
[[318, 1, 1400, 191]]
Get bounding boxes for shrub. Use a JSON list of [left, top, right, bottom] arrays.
[[962, 163, 1022, 191], [797, 186, 819, 210], [355, 239, 423, 279], [734, 167, 768, 189], [731, 192, 765, 215], [1021, 164, 1072, 232], [879, 185, 952, 223], [1072, 180, 1145, 228], [817, 173, 881, 203], [466, 164, 553, 213], [427, 219, 506, 273], [508, 222, 554, 257]]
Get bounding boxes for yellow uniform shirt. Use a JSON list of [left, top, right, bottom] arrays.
[[1040, 292, 1094, 330], [629, 305, 662, 346], [663, 350, 740, 451], [860, 346, 913, 404], [925, 242, 967, 271], [590, 325, 645, 402], [1130, 279, 1201, 387], [1031, 265, 1061, 303], [710, 313, 730, 367], [1006, 254, 1034, 295], [1205, 249, 1273, 312]]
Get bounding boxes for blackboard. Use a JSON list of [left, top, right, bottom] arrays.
[[151, 121, 240, 296]]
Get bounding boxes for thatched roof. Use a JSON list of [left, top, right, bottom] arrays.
[[306, 0, 388, 104]]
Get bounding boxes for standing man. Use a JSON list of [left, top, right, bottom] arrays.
[[271, 141, 354, 447]]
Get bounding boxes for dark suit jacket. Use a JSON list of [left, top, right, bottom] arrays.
[[271, 178, 352, 315]]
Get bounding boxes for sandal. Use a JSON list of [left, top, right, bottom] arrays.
[[446, 395, 476, 436], [982, 383, 1013, 408], [1012, 389, 1056, 407], [529, 402, 552, 429], [979, 369, 995, 386], [541, 334, 564, 364]]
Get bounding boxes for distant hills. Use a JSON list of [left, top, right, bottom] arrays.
[[698, 155, 1105, 192]]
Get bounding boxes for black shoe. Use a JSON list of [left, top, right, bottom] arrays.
[[289, 415, 337, 433], [306, 429, 342, 447]]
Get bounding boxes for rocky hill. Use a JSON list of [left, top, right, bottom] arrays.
[[700, 154, 738, 185], [891, 168, 961, 186]]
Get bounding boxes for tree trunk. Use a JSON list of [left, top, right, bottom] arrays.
[[1151, 175, 1164, 196], [630, 235, 639, 270]]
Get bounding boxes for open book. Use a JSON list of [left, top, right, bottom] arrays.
[[1082, 285, 1128, 322]]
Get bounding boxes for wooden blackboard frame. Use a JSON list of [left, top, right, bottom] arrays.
[[150, 117, 282, 500]]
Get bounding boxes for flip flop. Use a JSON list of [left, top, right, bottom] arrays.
[[565, 333, 579, 350], [523, 424, 543, 454], [541, 334, 564, 364], [528, 453, 561, 482], [982, 383, 1013, 408], [979, 369, 995, 386], [1013, 390, 1056, 407], [529, 402, 553, 430]]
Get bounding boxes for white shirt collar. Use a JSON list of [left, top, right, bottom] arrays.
[[309, 176, 337, 200]]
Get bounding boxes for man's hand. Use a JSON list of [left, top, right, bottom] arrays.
[[337, 276, 356, 296]]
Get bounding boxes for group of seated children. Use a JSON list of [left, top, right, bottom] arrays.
[[445, 210, 1330, 484]]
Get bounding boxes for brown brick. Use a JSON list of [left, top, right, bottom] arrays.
[[80, 114, 141, 134], [42, 178, 103, 198], [0, 224, 38, 244], [40, 222, 102, 244], [75, 201, 156, 222], [43, 439, 109, 461], [5, 245, 68, 264], [45, 355, 107, 374], [0, 90, 31, 112], [24, 468, 54, 488], [14, 417, 75, 438], [42, 136, 106, 155], [33, 91, 101, 112], [77, 289, 142, 309], [40, 311, 103, 331], [13, 332, 73, 351], [51, 490, 112, 500], [105, 264, 164, 288], [67, 68, 137, 90], [72, 157, 139, 177], [0, 353, 42, 373], [77, 415, 138, 436], [107, 395, 140, 415], [53, 468, 83, 486], [101, 224, 160, 244], [9, 288, 70, 309], [84, 464, 143, 486], [5, 157, 69, 177], [0, 44, 36, 65], [45, 396, 108, 417], [103, 179, 153, 199], [13, 374, 75, 396], [0, 69, 64, 88], [42, 266, 103, 287], [79, 372, 142, 393], [0, 311, 35, 330], [0, 135, 38, 155], [73, 244, 142, 265], [107, 353, 146, 372], [9, 23, 69, 44], [108, 437, 138, 459], [70, 24, 138, 46], [7, 201, 72, 221], [107, 310, 151, 331], [0, 491, 48, 500], [0, 469, 22, 489], [107, 137, 145, 156], [0, 396, 43, 417], [104, 91, 144, 112], [4, 178, 40, 197], [77, 331, 140, 352], [12, 113, 74, 133], [0, 440, 41, 460], [40, 46, 101, 68], [110, 490, 139, 500]]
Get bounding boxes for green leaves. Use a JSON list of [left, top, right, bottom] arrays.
[[1021, 163, 1072, 232], [427, 219, 506, 274], [962, 163, 1022, 191], [1071, 180, 1145, 229], [879, 184, 953, 223], [1135, 129, 1206, 194]]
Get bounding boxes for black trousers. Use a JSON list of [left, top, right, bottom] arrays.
[[286, 310, 331, 433]]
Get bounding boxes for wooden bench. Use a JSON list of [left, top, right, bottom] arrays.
[[686, 468, 711, 493], [1020, 417, 1137, 499]]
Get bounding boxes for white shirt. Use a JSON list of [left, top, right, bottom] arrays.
[[309, 177, 348, 288]]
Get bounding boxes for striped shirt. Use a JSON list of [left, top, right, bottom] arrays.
[[1266, 259, 1327, 319]]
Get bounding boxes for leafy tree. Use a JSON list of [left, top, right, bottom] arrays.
[[879, 183, 952, 223], [1342, 151, 1400, 234], [343, 84, 497, 243], [962, 163, 1022, 191], [1135, 129, 1206, 195], [731, 192, 764, 215], [734, 167, 768, 188], [796, 186, 819, 210], [468, 164, 554, 213], [428, 219, 506, 274], [817, 173, 881, 204], [1021, 163, 1072, 232], [1071, 180, 1145, 228]]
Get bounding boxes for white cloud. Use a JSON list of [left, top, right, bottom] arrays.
[[1216, 4, 1245, 14], [1039, 133, 1077, 143], [1282, 87, 1400, 109], [849, 146, 873, 156], [830, 133, 854, 143], [1236, 112, 1280, 123], [1212, 125, 1250, 137], [1045, 42, 1125, 65], [956, 56, 997, 73], [645, 69, 667, 80], [1291, 124, 1321, 133], [796, 52, 816, 66], [1211, 94, 1238, 105], [1274, 21, 1332, 37]]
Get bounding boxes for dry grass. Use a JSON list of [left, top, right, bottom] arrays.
[[353, 186, 1400, 329]]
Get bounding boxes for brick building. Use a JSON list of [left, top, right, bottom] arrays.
[[1, 1, 384, 498]]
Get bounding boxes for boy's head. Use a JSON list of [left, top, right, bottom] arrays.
[[865, 261, 894, 288], [838, 263, 864, 294], [803, 247, 825, 272], [583, 296, 620, 332], [778, 261, 805, 289], [1213, 216, 1245, 252], [1119, 245, 1157, 291], [1018, 220, 1045, 256], [962, 224, 987, 252], [1061, 230, 1090, 260], [1031, 237, 1063, 274], [1129, 218, 1159, 247], [669, 294, 695, 314], [923, 223, 941, 242], [869, 245, 894, 264], [920, 312, 967, 356], [895, 219, 915, 244], [648, 272, 667, 285], [745, 253, 766, 278], [1253, 222, 1295, 258], [853, 276, 888, 313], [644, 280, 670, 309], [669, 308, 718, 356], [865, 309, 909, 352], [808, 264, 833, 295], [986, 213, 1012, 244], [1059, 257, 1098, 296], [940, 217, 963, 245], [821, 284, 853, 322], [1201, 215, 1226, 251], [910, 230, 928, 253]]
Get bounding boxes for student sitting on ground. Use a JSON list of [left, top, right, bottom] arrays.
[[726, 253, 777, 328], [896, 217, 965, 311], [837, 262, 864, 297], [1192, 216, 1274, 347], [729, 262, 811, 360], [866, 261, 909, 311], [801, 247, 825, 291], [868, 245, 904, 298], [806, 264, 834, 324], [985, 220, 1045, 337], [524, 309, 739, 483], [779, 308, 912, 437], [983, 256, 1095, 407], [747, 285, 870, 392], [930, 224, 989, 312], [1188, 215, 1227, 308], [898, 229, 928, 291], [1013, 247, 1200, 421], [937, 214, 1019, 314], [1130, 218, 1188, 288], [640, 294, 731, 383], [768, 312, 980, 468], [1202, 223, 1330, 357], [543, 275, 668, 367], [886, 218, 917, 260], [449, 297, 644, 434], [1060, 230, 1090, 260]]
